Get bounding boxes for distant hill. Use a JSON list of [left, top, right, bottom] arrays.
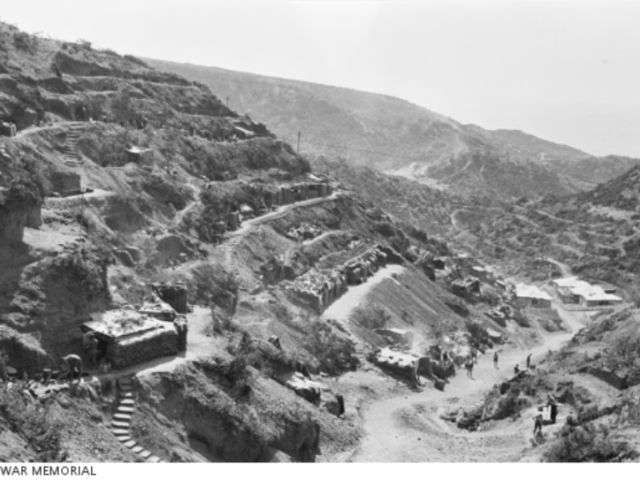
[[578, 164, 640, 211], [146, 59, 640, 201], [310, 157, 463, 237], [463, 162, 640, 288]]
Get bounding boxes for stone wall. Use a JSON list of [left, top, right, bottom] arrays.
[[287, 245, 386, 313], [109, 328, 178, 370], [51, 171, 81, 196], [588, 366, 628, 390]]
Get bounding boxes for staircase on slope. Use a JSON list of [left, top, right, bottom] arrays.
[[62, 124, 83, 167], [111, 376, 162, 463]]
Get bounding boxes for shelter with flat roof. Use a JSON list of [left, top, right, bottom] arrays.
[[81, 309, 178, 369], [551, 277, 622, 307]]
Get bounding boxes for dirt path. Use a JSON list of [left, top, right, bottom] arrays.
[[231, 191, 340, 237], [323, 265, 405, 323], [348, 301, 587, 462], [14, 121, 80, 138], [545, 257, 572, 277]]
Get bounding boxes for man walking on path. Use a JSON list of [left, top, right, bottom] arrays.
[[533, 414, 543, 437], [526, 353, 532, 369], [466, 357, 474, 379], [493, 351, 499, 369]]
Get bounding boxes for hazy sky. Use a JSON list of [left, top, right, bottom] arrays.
[[3, 0, 640, 157]]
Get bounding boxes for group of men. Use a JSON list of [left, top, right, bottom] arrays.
[[466, 348, 559, 439], [514, 353, 533, 376], [57, 331, 112, 382]]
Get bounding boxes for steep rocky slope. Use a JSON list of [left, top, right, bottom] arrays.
[[0, 22, 522, 463], [145, 59, 640, 202], [463, 164, 640, 295], [310, 157, 462, 237]]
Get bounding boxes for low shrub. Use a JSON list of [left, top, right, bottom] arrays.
[[350, 304, 389, 330], [518, 373, 553, 398], [466, 320, 489, 345], [13, 31, 35, 52], [605, 329, 640, 373], [304, 322, 359, 375], [512, 309, 531, 328], [544, 424, 637, 462], [0, 176, 44, 211], [141, 174, 192, 210], [123, 54, 149, 68], [492, 389, 531, 420], [187, 264, 238, 311], [51, 245, 111, 298], [0, 387, 66, 461]]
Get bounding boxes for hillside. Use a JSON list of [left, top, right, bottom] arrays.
[[460, 164, 640, 296], [145, 59, 640, 202], [310, 157, 462, 237], [0, 22, 535, 463], [4, 19, 640, 465]]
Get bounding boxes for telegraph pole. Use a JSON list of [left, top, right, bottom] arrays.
[[297, 131, 301, 154]]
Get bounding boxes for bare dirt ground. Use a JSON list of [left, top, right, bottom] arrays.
[[231, 191, 341, 237], [341, 296, 588, 462], [323, 265, 406, 324]]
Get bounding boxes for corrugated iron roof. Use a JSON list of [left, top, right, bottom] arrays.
[[515, 283, 552, 300]]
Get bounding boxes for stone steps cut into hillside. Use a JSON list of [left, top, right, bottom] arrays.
[[111, 375, 165, 463]]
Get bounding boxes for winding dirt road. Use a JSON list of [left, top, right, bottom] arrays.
[[349, 300, 587, 462]]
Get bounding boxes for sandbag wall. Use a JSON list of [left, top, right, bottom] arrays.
[[286, 245, 387, 313], [108, 329, 178, 370]]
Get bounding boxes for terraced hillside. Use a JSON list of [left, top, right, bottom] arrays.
[[463, 165, 640, 297], [0, 22, 526, 462], [147, 58, 640, 203]]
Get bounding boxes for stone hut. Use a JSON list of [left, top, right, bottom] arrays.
[[81, 310, 178, 370]]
